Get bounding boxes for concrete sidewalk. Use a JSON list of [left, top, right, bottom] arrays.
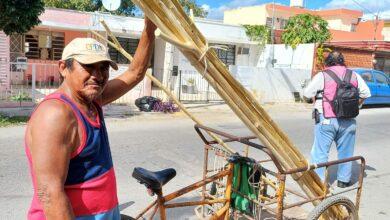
[[0, 101, 313, 119]]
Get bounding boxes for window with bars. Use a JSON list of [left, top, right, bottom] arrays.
[[24, 30, 65, 60], [10, 35, 24, 62], [280, 19, 288, 29], [266, 17, 273, 28], [108, 37, 140, 64], [210, 44, 236, 66]]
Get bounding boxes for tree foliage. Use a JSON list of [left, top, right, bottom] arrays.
[[178, 0, 208, 18], [243, 25, 270, 49], [0, 0, 45, 35], [281, 13, 331, 49], [44, 0, 207, 18], [44, 0, 136, 16]]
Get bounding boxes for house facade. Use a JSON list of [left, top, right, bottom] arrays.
[[383, 19, 390, 41], [323, 41, 390, 75], [224, 3, 363, 33], [223, 2, 387, 42], [0, 8, 256, 105]]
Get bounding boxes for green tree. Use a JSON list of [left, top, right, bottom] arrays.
[[281, 13, 331, 49], [178, 0, 208, 18], [0, 0, 45, 35], [44, 0, 207, 17], [43, 0, 136, 16], [243, 25, 270, 49]]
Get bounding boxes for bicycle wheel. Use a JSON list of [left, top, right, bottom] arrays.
[[307, 195, 358, 220]]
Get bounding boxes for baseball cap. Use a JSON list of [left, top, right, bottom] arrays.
[[61, 38, 118, 70]]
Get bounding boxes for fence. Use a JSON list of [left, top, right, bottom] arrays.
[[0, 62, 152, 108], [0, 62, 59, 108], [177, 69, 222, 102], [151, 68, 223, 103]]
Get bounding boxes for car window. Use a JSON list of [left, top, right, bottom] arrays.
[[360, 71, 374, 83], [373, 72, 389, 85]]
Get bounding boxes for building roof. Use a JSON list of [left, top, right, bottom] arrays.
[[36, 8, 254, 45], [325, 40, 390, 52], [265, 4, 363, 18], [38, 7, 92, 31], [330, 20, 384, 41], [225, 3, 363, 19]]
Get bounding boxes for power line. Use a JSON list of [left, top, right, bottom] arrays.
[[350, 0, 380, 40], [350, 0, 377, 17]]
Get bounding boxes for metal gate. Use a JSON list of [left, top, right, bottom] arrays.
[[0, 62, 59, 108], [178, 70, 222, 102]]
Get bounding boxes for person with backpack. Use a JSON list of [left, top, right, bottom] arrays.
[[303, 51, 371, 188]]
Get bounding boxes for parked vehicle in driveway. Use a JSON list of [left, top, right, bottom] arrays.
[[353, 68, 390, 106]]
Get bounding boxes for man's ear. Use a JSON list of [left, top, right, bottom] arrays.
[[58, 60, 68, 79]]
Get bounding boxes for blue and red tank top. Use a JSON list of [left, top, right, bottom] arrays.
[[25, 93, 119, 219]]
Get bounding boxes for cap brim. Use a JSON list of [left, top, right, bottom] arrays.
[[73, 55, 118, 70]]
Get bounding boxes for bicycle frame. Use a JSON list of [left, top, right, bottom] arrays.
[[194, 124, 366, 220], [134, 163, 234, 220], [133, 124, 365, 220]]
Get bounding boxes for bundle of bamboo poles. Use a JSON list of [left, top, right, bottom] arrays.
[[91, 21, 235, 154], [130, 0, 344, 218]]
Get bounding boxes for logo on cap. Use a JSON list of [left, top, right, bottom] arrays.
[[86, 43, 104, 52]]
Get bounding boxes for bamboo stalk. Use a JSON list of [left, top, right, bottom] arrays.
[[90, 22, 235, 154], [130, 0, 346, 217]]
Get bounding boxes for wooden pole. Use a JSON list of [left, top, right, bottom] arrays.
[[129, 0, 346, 217], [90, 22, 235, 154]]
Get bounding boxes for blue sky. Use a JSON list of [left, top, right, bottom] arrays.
[[197, 0, 390, 20]]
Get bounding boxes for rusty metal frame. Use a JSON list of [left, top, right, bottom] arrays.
[[134, 163, 234, 220], [194, 124, 366, 219]]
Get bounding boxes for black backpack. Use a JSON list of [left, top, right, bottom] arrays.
[[324, 69, 360, 118]]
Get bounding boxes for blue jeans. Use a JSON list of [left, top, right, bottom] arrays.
[[310, 114, 356, 182]]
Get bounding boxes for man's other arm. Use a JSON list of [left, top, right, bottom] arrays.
[[355, 73, 371, 105], [303, 72, 324, 101], [29, 100, 79, 219]]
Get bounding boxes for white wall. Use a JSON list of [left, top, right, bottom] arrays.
[[257, 43, 315, 70], [92, 13, 144, 37], [229, 66, 312, 103], [383, 26, 390, 41], [153, 39, 167, 82], [195, 19, 251, 44], [235, 43, 262, 66], [0, 32, 10, 91], [326, 17, 356, 32]]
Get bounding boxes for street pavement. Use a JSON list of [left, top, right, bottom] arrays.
[[0, 103, 389, 219]]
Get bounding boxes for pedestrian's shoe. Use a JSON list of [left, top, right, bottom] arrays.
[[337, 180, 352, 188]]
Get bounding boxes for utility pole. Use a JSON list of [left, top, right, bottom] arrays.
[[271, 0, 275, 67], [351, 0, 380, 41], [373, 14, 379, 40], [271, 0, 275, 45]]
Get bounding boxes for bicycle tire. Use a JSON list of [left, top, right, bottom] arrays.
[[307, 195, 358, 220]]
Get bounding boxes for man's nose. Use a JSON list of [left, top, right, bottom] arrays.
[[91, 68, 104, 81]]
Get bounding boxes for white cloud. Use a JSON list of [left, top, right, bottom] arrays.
[[205, 0, 390, 20], [378, 10, 390, 19], [325, 0, 390, 20], [206, 0, 264, 20], [201, 4, 210, 12]]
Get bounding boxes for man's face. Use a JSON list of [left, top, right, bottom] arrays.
[[64, 60, 110, 102]]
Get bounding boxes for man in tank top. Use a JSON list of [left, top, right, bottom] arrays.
[[25, 18, 156, 219]]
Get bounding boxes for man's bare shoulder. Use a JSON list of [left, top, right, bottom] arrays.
[[29, 99, 77, 132]]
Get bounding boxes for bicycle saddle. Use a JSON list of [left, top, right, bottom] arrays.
[[227, 153, 256, 164], [132, 167, 176, 191]]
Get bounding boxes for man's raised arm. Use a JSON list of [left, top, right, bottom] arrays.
[[100, 18, 157, 105]]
